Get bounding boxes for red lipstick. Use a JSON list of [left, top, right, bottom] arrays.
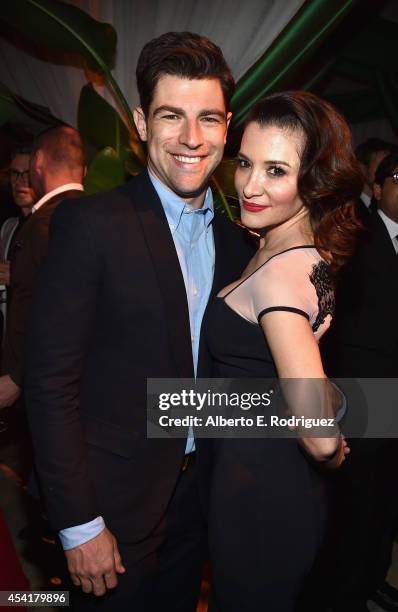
[[241, 200, 270, 213]]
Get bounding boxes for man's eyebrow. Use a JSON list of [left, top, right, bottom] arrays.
[[153, 105, 226, 119], [153, 105, 183, 116], [198, 109, 226, 119]]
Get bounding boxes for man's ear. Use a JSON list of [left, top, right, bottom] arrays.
[[133, 107, 148, 142], [30, 150, 44, 177], [373, 183, 382, 201]]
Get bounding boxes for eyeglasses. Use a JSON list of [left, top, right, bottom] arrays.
[[391, 172, 398, 185], [9, 169, 29, 182]]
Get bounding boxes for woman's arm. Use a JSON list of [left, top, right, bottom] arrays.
[[260, 310, 349, 466]]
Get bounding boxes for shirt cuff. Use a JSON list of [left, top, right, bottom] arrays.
[[59, 516, 105, 551]]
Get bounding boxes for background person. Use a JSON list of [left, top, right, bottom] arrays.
[[354, 137, 397, 220], [321, 152, 398, 612], [0, 125, 85, 410], [0, 146, 35, 345]]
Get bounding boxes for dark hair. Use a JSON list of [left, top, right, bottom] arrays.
[[136, 31, 235, 116], [245, 91, 364, 274], [355, 138, 397, 166], [33, 125, 86, 172], [10, 145, 32, 161], [374, 152, 398, 186]]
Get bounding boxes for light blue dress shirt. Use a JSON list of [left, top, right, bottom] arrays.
[[59, 170, 215, 550]]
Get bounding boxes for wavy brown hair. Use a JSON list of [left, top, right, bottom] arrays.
[[245, 91, 363, 274]]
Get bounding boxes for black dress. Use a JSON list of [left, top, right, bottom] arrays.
[[203, 246, 335, 612]]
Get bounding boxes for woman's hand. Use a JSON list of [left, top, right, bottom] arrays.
[[321, 435, 350, 470]]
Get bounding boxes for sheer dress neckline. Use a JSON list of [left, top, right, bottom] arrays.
[[220, 244, 317, 301]]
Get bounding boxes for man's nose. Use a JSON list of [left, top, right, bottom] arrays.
[[179, 119, 204, 149]]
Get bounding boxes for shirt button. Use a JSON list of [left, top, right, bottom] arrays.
[[193, 288, 198, 296], [191, 336, 194, 343]]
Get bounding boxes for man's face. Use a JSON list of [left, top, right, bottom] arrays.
[[366, 150, 390, 189], [10, 154, 35, 208], [134, 75, 231, 208], [374, 165, 398, 223]]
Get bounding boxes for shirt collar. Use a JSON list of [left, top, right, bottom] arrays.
[[148, 170, 214, 232], [32, 183, 84, 213], [360, 192, 372, 208], [378, 208, 398, 242]]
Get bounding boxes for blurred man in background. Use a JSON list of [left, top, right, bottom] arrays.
[[0, 125, 85, 409], [355, 137, 397, 219], [0, 146, 35, 344]]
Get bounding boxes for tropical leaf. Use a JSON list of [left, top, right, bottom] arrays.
[[213, 158, 238, 197], [78, 84, 145, 166], [122, 148, 144, 176], [84, 146, 125, 195], [78, 84, 129, 153], [0, 0, 116, 73], [0, 81, 59, 133]]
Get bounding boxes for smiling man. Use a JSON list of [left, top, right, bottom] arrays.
[[24, 32, 253, 611]]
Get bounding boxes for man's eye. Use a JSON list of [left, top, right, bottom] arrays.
[[162, 114, 179, 120], [236, 158, 250, 168], [268, 166, 285, 177], [201, 116, 220, 123]]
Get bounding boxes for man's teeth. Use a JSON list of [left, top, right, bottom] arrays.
[[173, 155, 202, 163]]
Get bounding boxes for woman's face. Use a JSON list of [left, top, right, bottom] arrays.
[[235, 122, 306, 231]]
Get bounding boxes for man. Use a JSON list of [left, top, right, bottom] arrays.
[[24, 32, 253, 610], [0, 126, 85, 409], [0, 147, 35, 343], [355, 137, 397, 220], [321, 153, 398, 612]]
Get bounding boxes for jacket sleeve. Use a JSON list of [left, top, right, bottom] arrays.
[[3, 218, 50, 386], [24, 199, 102, 530]]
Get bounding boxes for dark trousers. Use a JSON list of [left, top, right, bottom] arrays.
[[71, 454, 207, 611], [300, 439, 398, 612]]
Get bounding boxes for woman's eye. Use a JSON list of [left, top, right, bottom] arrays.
[[237, 158, 250, 168], [268, 165, 285, 177]]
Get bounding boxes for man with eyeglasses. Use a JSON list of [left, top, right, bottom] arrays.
[[321, 151, 398, 612], [0, 147, 35, 344], [0, 147, 35, 314]]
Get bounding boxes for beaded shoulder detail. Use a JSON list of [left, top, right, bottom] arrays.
[[309, 260, 334, 332]]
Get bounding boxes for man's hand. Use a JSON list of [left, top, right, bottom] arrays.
[[0, 261, 10, 286], [65, 528, 126, 596], [0, 375, 21, 408]]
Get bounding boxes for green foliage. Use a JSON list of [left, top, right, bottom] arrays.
[[0, 81, 59, 133], [78, 84, 129, 154], [0, 0, 116, 73], [84, 147, 125, 195]]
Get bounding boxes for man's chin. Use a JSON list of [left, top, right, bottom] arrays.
[[171, 178, 212, 201], [15, 199, 33, 208]]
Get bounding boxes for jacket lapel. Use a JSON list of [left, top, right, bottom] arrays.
[[126, 171, 194, 378]]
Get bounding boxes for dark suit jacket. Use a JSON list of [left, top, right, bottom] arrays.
[[322, 211, 398, 377], [354, 196, 372, 225], [24, 171, 254, 542], [2, 189, 82, 386]]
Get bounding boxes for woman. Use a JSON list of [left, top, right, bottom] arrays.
[[203, 91, 363, 611]]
